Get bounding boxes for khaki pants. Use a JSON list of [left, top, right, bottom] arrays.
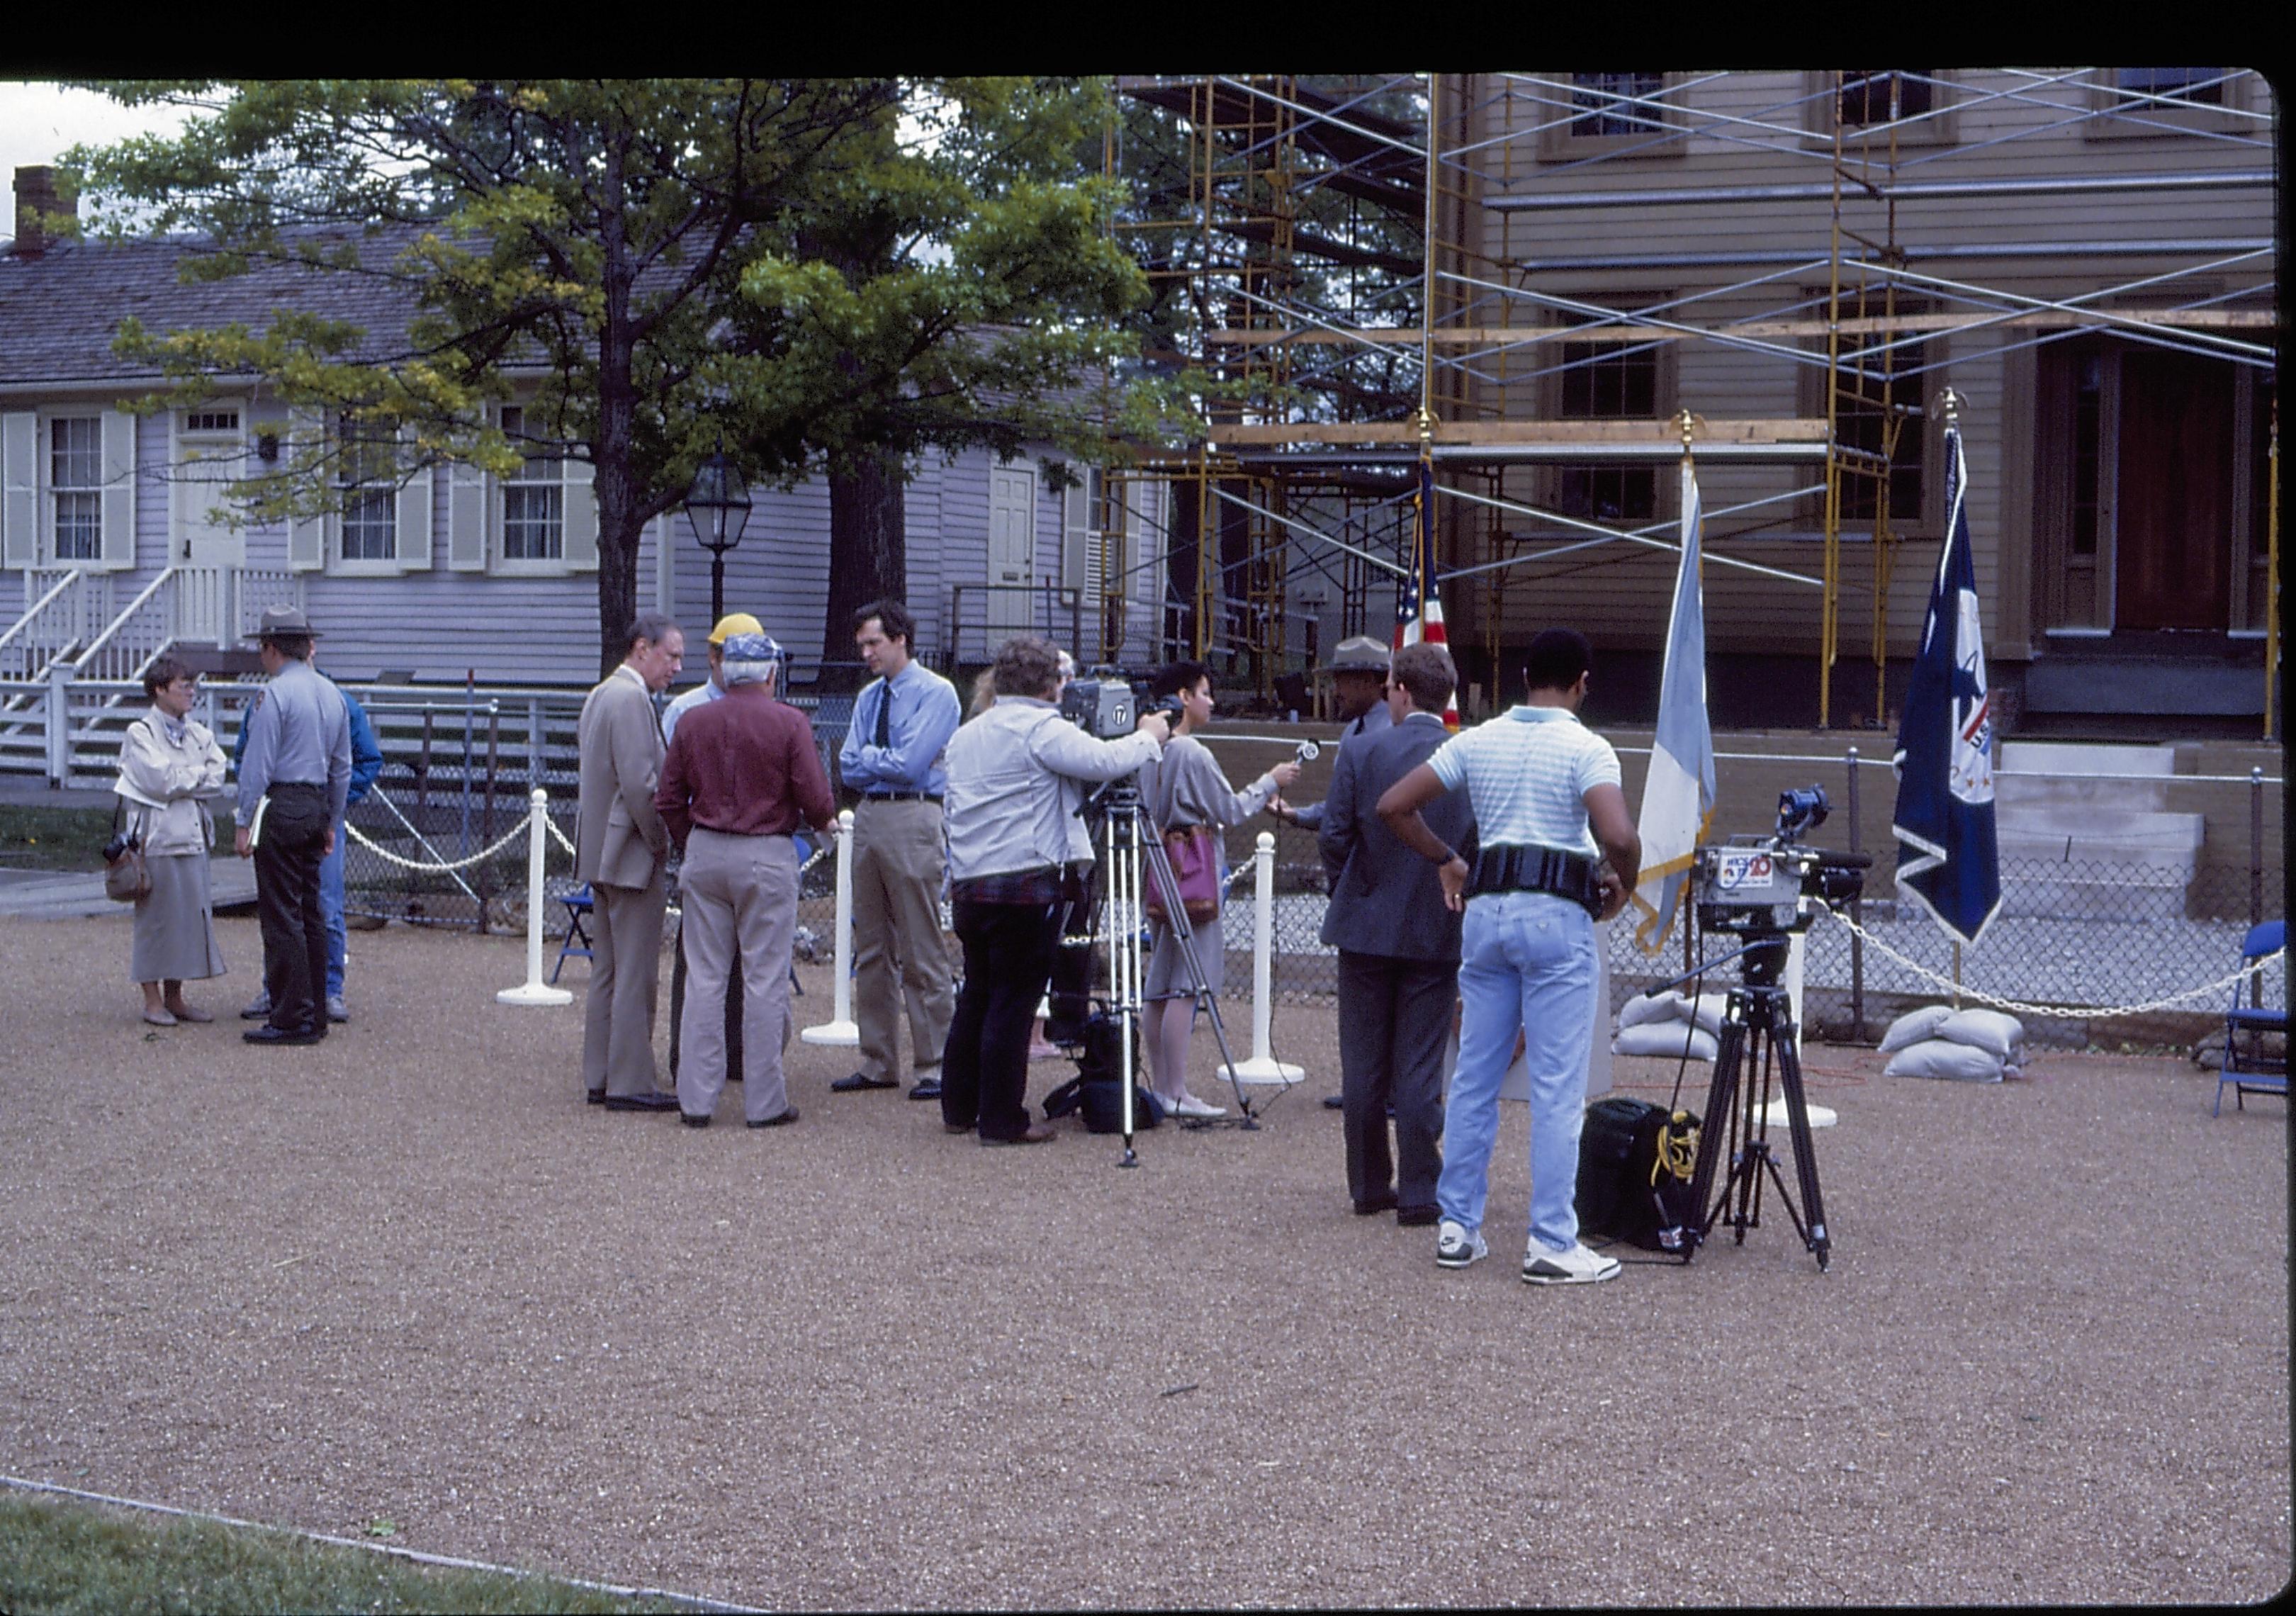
[[675, 829, 799, 1123], [582, 869, 665, 1099], [851, 797, 954, 1082]]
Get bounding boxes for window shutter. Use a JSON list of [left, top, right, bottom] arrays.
[[1062, 476, 1086, 594], [99, 408, 137, 570], [285, 409, 327, 571], [395, 430, 433, 571], [0, 412, 34, 568], [447, 459, 488, 571], [563, 454, 597, 571]]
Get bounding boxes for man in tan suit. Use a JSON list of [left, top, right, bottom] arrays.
[[577, 611, 685, 1111]]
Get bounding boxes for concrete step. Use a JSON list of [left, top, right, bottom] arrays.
[[1997, 807, 2205, 871]]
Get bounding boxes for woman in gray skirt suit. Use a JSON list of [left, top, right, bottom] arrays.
[[1137, 661, 1298, 1118], [113, 656, 229, 1026]]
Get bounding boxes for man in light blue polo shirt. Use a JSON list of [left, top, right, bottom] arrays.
[[1378, 627, 1641, 1284]]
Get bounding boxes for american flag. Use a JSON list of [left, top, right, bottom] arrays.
[[1396, 446, 1460, 726]]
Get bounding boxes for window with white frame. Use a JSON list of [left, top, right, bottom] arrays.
[[500, 405, 564, 561], [2115, 67, 2228, 108], [1571, 72, 1667, 137], [1837, 70, 1934, 127], [1536, 71, 1685, 159], [49, 416, 101, 561], [335, 415, 398, 562]]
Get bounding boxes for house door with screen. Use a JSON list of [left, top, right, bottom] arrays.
[[2115, 353, 2234, 630], [986, 462, 1037, 649], [176, 414, 248, 645]]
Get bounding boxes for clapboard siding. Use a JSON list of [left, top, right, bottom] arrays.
[[4, 427, 1073, 684]]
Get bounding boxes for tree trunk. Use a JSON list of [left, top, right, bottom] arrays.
[[822, 449, 907, 690], [592, 128, 643, 680]]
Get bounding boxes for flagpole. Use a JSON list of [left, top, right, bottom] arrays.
[[1942, 379, 1967, 1021]]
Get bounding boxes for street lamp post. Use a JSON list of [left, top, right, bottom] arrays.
[[682, 451, 753, 625]]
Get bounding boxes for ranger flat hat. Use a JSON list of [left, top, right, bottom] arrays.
[[1324, 635, 1390, 674], [244, 603, 321, 639]]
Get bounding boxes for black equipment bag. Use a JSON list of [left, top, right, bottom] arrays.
[[1575, 1095, 1700, 1252], [1042, 1011, 1159, 1133]]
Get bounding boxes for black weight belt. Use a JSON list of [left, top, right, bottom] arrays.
[[1470, 843, 1602, 917]]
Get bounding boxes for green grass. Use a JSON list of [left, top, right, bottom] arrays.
[[0, 1492, 704, 1615], [0, 804, 115, 872]]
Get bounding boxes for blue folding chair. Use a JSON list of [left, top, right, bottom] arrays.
[[551, 884, 595, 984], [2215, 919, 2286, 1116]]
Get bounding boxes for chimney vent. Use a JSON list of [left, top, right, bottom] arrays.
[[11, 167, 77, 260]]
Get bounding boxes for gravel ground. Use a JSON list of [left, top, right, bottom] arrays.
[[1, 912, 2287, 1609]]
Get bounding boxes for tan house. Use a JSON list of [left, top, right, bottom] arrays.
[[1429, 69, 2277, 736]]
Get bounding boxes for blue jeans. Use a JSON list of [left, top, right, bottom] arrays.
[[1436, 891, 1598, 1250], [320, 817, 347, 999]]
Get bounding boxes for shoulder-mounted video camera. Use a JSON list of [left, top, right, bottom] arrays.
[[1692, 785, 1870, 937], [1060, 667, 1182, 740]]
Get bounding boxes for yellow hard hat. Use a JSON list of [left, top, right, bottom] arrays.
[[707, 612, 764, 646]]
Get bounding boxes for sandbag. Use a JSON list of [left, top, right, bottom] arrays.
[[1686, 991, 1730, 1037], [1618, 989, 1688, 1031], [1937, 1007, 2025, 1061], [1614, 1021, 1720, 1062], [1884, 1036, 2005, 1082], [1878, 1004, 1955, 1053]]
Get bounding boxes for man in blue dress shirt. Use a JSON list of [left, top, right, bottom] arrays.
[[833, 600, 961, 1100]]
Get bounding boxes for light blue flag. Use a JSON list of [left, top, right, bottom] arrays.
[[1631, 456, 1717, 953]]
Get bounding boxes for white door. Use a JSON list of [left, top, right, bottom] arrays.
[[176, 413, 248, 644], [986, 462, 1037, 649]]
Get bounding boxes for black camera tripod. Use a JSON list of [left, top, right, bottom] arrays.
[[1681, 933, 1832, 1271], [1082, 779, 1253, 1165]]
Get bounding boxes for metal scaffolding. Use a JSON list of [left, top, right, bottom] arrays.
[[1110, 70, 2276, 721]]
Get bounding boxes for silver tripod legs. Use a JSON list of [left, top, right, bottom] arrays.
[[1098, 797, 1251, 1164]]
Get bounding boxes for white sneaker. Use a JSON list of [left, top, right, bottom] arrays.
[[1434, 1220, 1487, 1269], [1521, 1238, 1623, 1286], [1169, 1092, 1226, 1119]]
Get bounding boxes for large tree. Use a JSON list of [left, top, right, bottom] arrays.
[[69, 78, 1143, 677], [731, 78, 1144, 666]]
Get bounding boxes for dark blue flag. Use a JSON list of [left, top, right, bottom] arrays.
[[1891, 422, 2003, 948]]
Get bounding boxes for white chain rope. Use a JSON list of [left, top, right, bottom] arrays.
[[1816, 905, 2285, 1021], [342, 817, 538, 873]]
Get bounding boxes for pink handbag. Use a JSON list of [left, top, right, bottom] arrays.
[[1144, 825, 1222, 924]]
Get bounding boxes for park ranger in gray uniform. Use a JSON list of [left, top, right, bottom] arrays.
[[234, 604, 351, 1046]]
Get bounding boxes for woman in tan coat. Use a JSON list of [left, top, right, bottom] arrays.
[[113, 656, 229, 1025]]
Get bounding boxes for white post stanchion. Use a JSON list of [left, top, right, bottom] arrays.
[[800, 808, 860, 1046], [497, 787, 573, 1007], [1762, 931, 1837, 1128], [1222, 830, 1303, 1085]]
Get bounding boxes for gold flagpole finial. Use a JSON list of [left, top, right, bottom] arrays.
[[1676, 407, 1696, 454], [1939, 387, 1962, 427], [1414, 404, 1434, 448]]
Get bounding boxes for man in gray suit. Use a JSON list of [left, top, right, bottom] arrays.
[[577, 611, 685, 1112], [1269, 635, 1397, 1109], [1317, 642, 1475, 1223]]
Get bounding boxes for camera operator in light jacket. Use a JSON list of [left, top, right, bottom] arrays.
[[1137, 661, 1301, 1119], [940, 635, 1171, 1145]]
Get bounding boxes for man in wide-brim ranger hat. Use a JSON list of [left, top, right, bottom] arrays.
[[232, 603, 351, 1046]]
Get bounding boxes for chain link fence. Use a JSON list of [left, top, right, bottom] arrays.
[[327, 687, 2280, 1055]]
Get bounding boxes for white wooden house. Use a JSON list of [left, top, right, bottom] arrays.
[[0, 167, 1170, 695]]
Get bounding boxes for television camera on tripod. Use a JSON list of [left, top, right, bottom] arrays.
[[1054, 668, 1313, 1162], [1658, 785, 1869, 1270]]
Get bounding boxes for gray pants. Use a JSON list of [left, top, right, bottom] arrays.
[[851, 797, 955, 1082], [582, 869, 665, 1099], [675, 829, 799, 1123], [1336, 950, 1455, 1213]]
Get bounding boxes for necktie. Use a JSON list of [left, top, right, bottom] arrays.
[[874, 681, 892, 748]]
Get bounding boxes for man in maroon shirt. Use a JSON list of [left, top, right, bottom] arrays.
[[655, 633, 838, 1129]]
